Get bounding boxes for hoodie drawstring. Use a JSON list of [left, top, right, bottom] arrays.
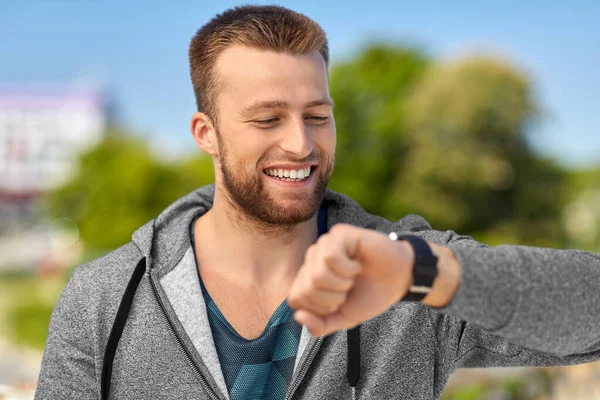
[[101, 256, 147, 400], [347, 325, 361, 398]]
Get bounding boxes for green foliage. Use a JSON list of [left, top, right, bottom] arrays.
[[328, 44, 429, 215], [442, 383, 488, 400], [329, 46, 571, 247], [45, 132, 214, 249], [442, 370, 553, 400], [10, 300, 54, 350], [562, 166, 600, 251], [0, 274, 67, 350]]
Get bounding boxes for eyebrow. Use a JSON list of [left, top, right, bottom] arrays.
[[241, 98, 334, 115]]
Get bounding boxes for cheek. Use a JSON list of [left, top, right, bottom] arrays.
[[314, 126, 336, 155], [226, 133, 272, 168], [329, 128, 337, 153]]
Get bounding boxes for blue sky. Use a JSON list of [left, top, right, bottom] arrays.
[[1, 0, 598, 167]]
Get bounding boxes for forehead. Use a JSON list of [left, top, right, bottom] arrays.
[[213, 45, 329, 112]]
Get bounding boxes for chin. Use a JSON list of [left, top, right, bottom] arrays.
[[265, 199, 319, 224]]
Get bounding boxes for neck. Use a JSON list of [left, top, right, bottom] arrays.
[[194, 188, 320, 286]]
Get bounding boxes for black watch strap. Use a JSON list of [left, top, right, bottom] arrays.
[[389, 233, 438, 302]]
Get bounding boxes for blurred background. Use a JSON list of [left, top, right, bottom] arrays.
[[0, 1, 598, 399]]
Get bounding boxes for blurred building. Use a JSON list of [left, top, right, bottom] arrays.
[[0, 86, 108, 235]]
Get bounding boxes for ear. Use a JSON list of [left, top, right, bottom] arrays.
[[190, 112, 219, 156]]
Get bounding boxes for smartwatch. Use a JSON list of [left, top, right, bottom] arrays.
[[389, 233, 438, 302]]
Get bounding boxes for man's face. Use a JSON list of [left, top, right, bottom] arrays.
[[211, 45, 336, 226]]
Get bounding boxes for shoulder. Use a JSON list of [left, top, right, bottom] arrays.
[[63, 242, 144, 313], [72, 241, 142, 284], [325, 189, 486, 247], [45, 242, 145, 348]]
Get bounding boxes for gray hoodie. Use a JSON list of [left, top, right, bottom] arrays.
[[35, 184, 600, 399]]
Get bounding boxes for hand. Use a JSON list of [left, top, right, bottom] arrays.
[[288, 223, 416, 336]]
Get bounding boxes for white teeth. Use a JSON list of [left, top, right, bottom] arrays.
[[265, 167, 313, 181]]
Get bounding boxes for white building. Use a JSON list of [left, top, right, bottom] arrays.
[[0, 86, 107, 235]]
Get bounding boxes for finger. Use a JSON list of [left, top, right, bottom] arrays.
[[288, 272, 348, 314], [317, 241, 361, 280], [311, 265, 355, 293], [303, 243, 317, 264], [294, 309, 352, 337], [300, 290, 347, 316], [294, 309, 325, 335], [288, 247, 319, 309], [328, 223, 361, 260]]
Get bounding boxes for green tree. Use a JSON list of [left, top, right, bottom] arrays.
[[328, 44, 429, 214], [562, 166, 600, 252], [45, 133, 214, 250], [329, 46, 568, 246]]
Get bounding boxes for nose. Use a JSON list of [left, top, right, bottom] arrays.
[[279, 118, 313, 159]]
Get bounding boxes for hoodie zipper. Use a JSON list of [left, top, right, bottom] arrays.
[[148, 270, 221, 400], [284, 336, 324, 400], [285, 335, 357, 400]]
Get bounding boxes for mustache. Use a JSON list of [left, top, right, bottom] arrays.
[[260, 151, 323, 165]]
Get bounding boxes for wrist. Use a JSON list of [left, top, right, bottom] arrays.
[[391, 240, 415, 301], [389, 233, 437, 302], [421, 244, 461, 308], [388, 233, 461, 307]]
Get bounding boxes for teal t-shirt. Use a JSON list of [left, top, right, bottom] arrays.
[[189, 207, 327, 400]]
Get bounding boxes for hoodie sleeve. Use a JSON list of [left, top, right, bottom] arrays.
[[429, 231, 600, 369], [35, 267, 99, 400]]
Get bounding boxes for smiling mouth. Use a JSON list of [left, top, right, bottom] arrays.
[[263, 166, 316, 182]]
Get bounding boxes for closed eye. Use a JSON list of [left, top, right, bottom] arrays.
[[252, 116, 328, 127], [254, 118, 278, 125], [306, 116, 329, 124]]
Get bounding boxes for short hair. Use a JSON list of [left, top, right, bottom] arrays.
[[189, 5, 329, 120]]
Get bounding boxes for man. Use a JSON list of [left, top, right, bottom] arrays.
[[36, 5, 600, 400]]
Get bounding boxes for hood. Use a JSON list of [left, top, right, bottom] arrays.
[[131, 184, 216, 273], [131, 183, 431, 274]]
